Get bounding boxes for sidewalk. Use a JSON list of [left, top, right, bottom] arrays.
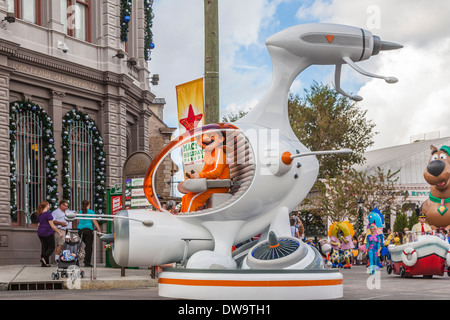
[[0, 265, 158, 291]]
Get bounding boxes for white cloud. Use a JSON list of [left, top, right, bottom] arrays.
[[150, 0, 288, 129], [150, 0, 450, 152], [359, 41, 450, 149], [294, 0, 450, 149]]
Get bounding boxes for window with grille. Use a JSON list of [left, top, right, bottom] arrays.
[[62, 110, 106, 214], [9, 102, 58, 226], [68, 123, 94, 210]]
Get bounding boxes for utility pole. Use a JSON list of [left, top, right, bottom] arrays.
[[204, 0, 219, 124]]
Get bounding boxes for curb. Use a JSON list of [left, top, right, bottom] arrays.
[[74, 279, 158, 290], [0, 265, 159, 291]]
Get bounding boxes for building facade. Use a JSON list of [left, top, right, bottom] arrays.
[[0, 0, 173, 265]]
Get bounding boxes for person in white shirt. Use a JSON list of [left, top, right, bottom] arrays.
[[411, 213, 432, 238], [51, 200, 72, 262]]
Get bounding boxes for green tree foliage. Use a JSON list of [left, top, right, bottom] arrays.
[[393, 212, 408, 232], [408, 211, 419, 230], [288, 82, 377, 179], [221, 110, 249, 123], [309, 167, 409, 227]]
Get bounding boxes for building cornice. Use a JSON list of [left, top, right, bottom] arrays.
[[0, 38, 21, 56], [4, 43, 152, 97]]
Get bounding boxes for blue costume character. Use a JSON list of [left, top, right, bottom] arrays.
[[366, 208, 385, 268], [366, 223, 383, 274], [368, 207, 384, 229]]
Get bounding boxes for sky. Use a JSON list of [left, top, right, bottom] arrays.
[[148, 0, 450, 152]]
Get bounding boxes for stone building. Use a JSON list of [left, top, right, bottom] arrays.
[[0, 0, 174, 265]]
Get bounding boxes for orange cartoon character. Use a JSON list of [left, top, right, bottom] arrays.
[[179, 131, 230, 213]]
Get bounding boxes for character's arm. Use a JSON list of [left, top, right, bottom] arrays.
[[365, 235, 371, 248], [330, 235, 340, 247], [198, 148, 227, 179], [330, 239, 340, 246]]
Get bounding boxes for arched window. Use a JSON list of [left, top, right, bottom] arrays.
[[62, 110, 106, 214], [9, 102, 58, 226]]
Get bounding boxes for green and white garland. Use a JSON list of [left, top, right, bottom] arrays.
[[120, 0, 155, 60], [120, 0, 132, 42], [144, 0, 155, 61], [61, 110, 106, 215], [9, 101, 59, 214]]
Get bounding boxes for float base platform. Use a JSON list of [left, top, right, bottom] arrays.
[[158, 268, 343, 300]]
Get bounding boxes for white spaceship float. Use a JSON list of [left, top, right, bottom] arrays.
[[67, 23, 402, 300]]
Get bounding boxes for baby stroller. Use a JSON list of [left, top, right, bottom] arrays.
[[51, 229, 85, 280]]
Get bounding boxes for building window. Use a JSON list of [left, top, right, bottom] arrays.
[[8, 0, 42, 25], [62, 110, 106, 214], [9, 102, 58, 227], [61, 0, 91, 42]]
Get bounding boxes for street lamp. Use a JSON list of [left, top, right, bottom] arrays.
[[358, 197, 364, 210]]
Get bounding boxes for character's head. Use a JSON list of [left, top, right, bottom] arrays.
[[369, 223, 377, 232], [424, 145, 450, 192], [195, 130, 226, 153], [367, 207, 384, 229], [418, 212, 426, 222], [328, 221, 354, 238]]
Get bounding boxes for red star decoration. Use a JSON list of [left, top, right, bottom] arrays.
[[179, 104, 203, 131]]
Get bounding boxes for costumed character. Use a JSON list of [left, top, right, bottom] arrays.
[[422, 145, 450, 229], [328, 221, 354, 269], [366, 223, 382, 274], [363, 208, 385, 268], [411, 212, 432, 238], [317, 239, 332, 267], [180, 131, 230, 213], [368, 207, 384, 232]]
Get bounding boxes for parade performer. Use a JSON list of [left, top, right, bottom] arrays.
[[411, 212, 432, 238], [328, 221, 354, 269], [366, 223, 382, 274], [368, 207, 384, 232], [180, 131, 230, 213]]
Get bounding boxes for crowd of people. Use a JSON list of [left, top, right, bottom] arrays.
[[36, 199, 101, 268], [287, 212, 450, 268]]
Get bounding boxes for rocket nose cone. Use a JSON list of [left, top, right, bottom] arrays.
[[265, 32, 283, 47], [372, 36, 403, 55], [380, 41, 403, 51]]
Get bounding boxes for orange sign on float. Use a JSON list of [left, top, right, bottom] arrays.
[[325, 35, 335, 43]]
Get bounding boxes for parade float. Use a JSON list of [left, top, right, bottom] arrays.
[[387, 145, 450, 278], [67, 23, 402, 299], [387, 235, 450, 278]]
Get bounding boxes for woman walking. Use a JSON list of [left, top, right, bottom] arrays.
[[77, 200, 102, 267], [36, 201, 63, 267]]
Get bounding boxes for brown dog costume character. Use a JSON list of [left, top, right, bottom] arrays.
[[422, 145, 450, 229]]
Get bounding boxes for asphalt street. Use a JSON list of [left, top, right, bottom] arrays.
[[340, 263, 450, 300], [1, 265, 449, 300]]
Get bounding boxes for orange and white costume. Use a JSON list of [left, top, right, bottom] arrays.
[[181, 145, 230, 213]]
